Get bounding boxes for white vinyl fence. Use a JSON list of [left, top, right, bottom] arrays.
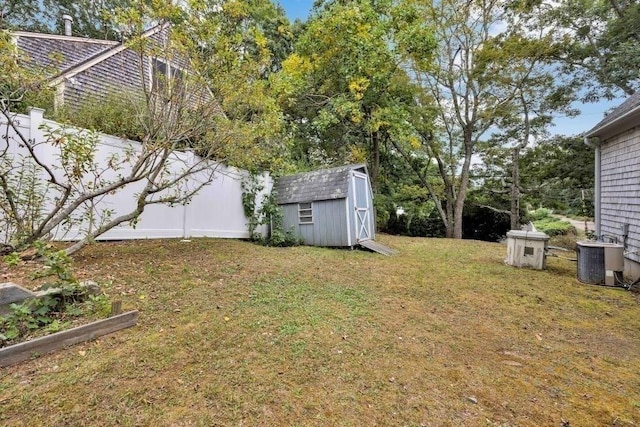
[[0, 108, 272, 244]]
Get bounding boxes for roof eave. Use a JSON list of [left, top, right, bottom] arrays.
[[47, 23, 169, 87], [585, 104, 640, 139]]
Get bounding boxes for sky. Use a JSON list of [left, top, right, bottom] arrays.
[[276, 0, 314, 22], [275, 1, 626, 137]]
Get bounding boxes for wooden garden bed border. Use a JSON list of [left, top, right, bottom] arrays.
[[0, 311, 139, 368]]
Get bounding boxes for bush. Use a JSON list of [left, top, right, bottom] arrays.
[[462, 204, 511, 242], [54, 92, 146, 141], [529, 208, 553, 221], [385, 211, 409, 235], [533, 217, 576, 237]]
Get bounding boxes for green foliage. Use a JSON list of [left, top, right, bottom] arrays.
[[241, 174, 301, 247], [0, 147, 48, 246], [534, 217, 575, 237], [54, 92, 147, 142], [540, 0, 640, 99], [529, 208, 553, 221], [1, 0, 130, 40], [273, 0, 432, 180], [241, 174, 265, 239], [462, 204, 511, 242], [3, 251, 21, 266], [0, 242, 109, 347], [0, 289, 109, 347], [519, 136, 594, 217], [31, 241, 77, 283]]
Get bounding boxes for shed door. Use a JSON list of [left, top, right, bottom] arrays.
[[352, 171, 372, 242]]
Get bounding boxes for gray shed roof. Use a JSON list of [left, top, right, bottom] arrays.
[[275, 164, 367, 205], [586, 91, 640, 138]]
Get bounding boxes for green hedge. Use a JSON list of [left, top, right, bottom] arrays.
[[533, 217, 576, 237]]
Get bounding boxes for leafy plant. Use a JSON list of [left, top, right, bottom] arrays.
[[3, 251, 21, 266], [534, 217, 576, 237], [0, 242, 110, 347], [54, 92, 147, 142], [529, 208, 553, 221], [242, 174, 301, 247], [0, 288, 109, 347]]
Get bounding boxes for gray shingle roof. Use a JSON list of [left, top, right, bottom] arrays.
[[275, 164, 367, 205], [586, 91, 640, 137], [15, 33, 117, 76]]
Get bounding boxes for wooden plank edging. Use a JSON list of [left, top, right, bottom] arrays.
[[0, 310, 139, 368]]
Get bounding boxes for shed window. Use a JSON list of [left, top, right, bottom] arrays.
[[298, 202, 313, 224]]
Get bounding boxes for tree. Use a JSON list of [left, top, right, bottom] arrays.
[[1, 0, 130, 40], [519, 135, 595, 216], [0, 0, 285, 255], [395, 0, 573, 238], [272, 0, 434, 188], [541, 0, 640, 101]]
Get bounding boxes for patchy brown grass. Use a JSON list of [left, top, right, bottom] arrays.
[[1, 235, 640, 426]]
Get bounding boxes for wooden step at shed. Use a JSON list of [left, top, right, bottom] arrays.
[[358, 239, 397, 256]]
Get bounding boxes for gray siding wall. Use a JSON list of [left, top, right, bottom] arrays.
[[64, 49, 148, 108], [600, 127, 640, 263], [281, 199, 349, 246], [63, 45, 211, 110]]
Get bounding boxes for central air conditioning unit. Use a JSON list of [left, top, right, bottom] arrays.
[[576, 241, 624, 286]]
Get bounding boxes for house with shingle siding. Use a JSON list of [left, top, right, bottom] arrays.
[[12, 24, 210, 111], [585, 92, 640, 278]]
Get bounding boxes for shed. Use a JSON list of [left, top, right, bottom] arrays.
[[274, 164, 393, 254]]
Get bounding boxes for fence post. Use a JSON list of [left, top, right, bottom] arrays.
[[28, 107, 45, 142], [182, 150, 195, 238]]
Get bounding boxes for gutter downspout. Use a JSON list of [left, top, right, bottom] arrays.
[[585, 136, 601, 239]]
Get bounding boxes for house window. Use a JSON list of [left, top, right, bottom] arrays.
[[298, 202, 313, 224], [151, 58, 185, 100]]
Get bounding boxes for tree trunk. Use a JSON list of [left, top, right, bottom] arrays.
[[510, 147, 520, 230], [370, 130, 380, 192], [452, 133, 474, 239]]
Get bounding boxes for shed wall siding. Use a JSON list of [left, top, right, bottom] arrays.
[[600, 126, 640, 263], [281, 199, 349, 247]]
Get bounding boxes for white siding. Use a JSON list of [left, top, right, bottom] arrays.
[[600, 127, 640, 262]]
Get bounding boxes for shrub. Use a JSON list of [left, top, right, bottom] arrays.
[[0, 242, 109, 347], [54, 92, 146, 141], [462, 204, 511, 242], [385, 211, 409, 235], [529, 208, 553, 221], [533, 217, 576, 237]]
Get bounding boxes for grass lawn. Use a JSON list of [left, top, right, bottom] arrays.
[[1, 235, 640, 426]]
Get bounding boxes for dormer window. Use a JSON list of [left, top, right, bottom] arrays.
[[151, 58, 185, 99]]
